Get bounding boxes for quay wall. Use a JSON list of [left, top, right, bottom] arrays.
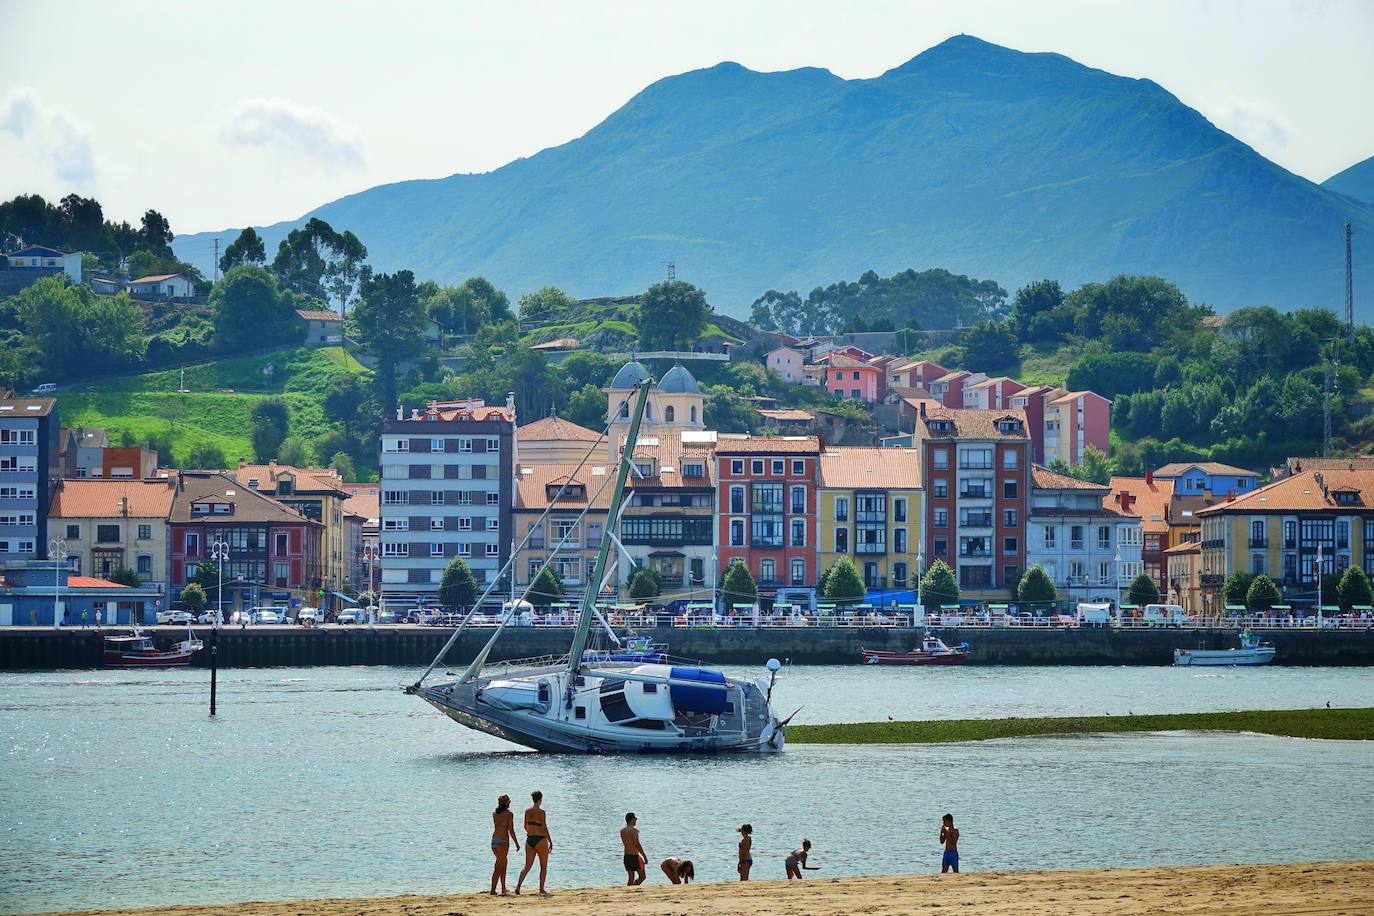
[[1, 626, 1372, 670]]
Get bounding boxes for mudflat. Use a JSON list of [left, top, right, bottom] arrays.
[[34, 861, 1374, 916]]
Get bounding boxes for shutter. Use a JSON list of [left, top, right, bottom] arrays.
[[289, 529, 301, 553], [291, 559, 301, 584]]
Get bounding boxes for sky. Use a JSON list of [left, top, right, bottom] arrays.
[[2, 0, 1372, 260]]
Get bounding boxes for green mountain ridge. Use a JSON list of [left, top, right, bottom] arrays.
[[1323, 155, 1374, 205], [173, 35, 1374, 318]]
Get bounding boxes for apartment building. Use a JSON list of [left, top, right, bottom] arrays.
[[1043, 391, 1112, 465], [818, 447, 922, 593], [1027, 467, 1142, 604], [378, 399, 516, 607], [513, 462, 611, 605], [913, 407, 1031, 597], [963, 377, 1024, 411], [765, 346, 807, 384], [1152, 462, 1259, 498], [928, 371, 986, 409], [1105, 474, 1175, 590], [715, 435, 821, 608], [235, 461, 349, 600], [618, 431, 717, 596], [0, 397, 60, 562], [49, 478, 176, 595]]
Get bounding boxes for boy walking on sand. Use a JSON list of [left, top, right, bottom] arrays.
[[939, 814, 960, 873], [620, 813, 647, 886]]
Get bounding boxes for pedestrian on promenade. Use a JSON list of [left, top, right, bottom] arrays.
[[939, 813, 960, 873], [81, 610, 88, 628], [737, 824, 753, 881], [785, 839, 818, 879], [95, 608, 102, 629], [660, 858, 695, 884], [489, 794, 519, 895], [620, 812, 647, 886], [514, 790, 552, 897]]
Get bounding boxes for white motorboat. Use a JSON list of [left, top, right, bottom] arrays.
[[1173, 631, 1276, 667], [407, 376, 789, 754]]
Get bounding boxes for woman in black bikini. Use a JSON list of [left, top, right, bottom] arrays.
[[785, 839, 818, 879], [489, 794, 520, 895], [515, 790, 552, 896], [737, 824, 753, 881]]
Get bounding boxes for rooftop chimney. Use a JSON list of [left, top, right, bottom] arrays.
[[238, 457, 247, 469], [396, 405, 404, 421], [1145, 469, 1154, 487]]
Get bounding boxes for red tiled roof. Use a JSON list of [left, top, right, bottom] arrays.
[[516, 463, 615, 510], [1197, 468, 1374, 515], [50, 478, 176, 518], [1107, 476, 1175, 534], [129, 274, 186, 284], [713, 435, 821, 455], [68, 576, 127, 588], [234, 463, 346, 494], [820, 447, 921, 489], [915, 408, 1030, 441], [519, 415, 602, 442], [1032, 466, 1107, 490], [294, 309, 341, 322]]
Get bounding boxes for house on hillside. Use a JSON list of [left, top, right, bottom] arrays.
[[128, 273, 195, 299], [295, 309, 344, 346], [766, 346, 807, 383], [0, 245, 83, 295]]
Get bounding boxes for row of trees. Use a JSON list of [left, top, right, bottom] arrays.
[[1223, 568, 1373, 612], [0, 193, 188, 279]]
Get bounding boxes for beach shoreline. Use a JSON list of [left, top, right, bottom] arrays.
[[31, 861, 1374, 916]]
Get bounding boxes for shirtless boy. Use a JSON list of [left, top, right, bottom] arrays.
[[620, 812, 647, 886], [939, 813, 960, 874]]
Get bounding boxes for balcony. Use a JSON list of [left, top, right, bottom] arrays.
[[959, 549, 992, 558], [1249, 538, 1268, 548], [1201, 539, 1225, 550], [1200, 573, 1223, 585]]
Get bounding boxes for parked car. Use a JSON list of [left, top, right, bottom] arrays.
[[1142, 603, 1189, 627], [166, 610, 195, 626], [376, 608, 395, 624], [336, 608, 363, 625], [32, 382, 58, 394], [252, 608, 284, 625], [296, 607, 325, 626], [156, 609, 178, 625], [195, 610, 221, 625]]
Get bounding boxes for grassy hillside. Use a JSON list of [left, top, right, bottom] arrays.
[[57, 347, 368, 464]]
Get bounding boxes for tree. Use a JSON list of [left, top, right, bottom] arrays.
[[635, 280, 709, 350], [628, 566, 662, 601], [108, 567, 142, 587], [322, 229, 368, 318], [822, 558, 865, 603], [1127, 573, 1160, 606], [138, 209, 174, 257], [1246, 573, 1281, 612], [1017, 564, 1057, 604], [1010, 279, 1064, 337], [559, 384, 604, 430], [209, 265, 303, 352], [250, 398, 290, 462], [1065, 352, 1160, 401], [322, 373, 367, 439], [518, 286, 575, 323], [437, 557, 479, 609], [220, 227, 266, 273], [353, 269, 428, 414], [720, 562, 758, 608], [920, 560, 958, 614], [1222, 572, 1255, 608], [278, 436, 309, 467], [186, 442, 226, 469], [271, 218, 331, 296], [1337, 567, 1373, 611], [962, 321, 1019, 373], [328, 451, 356, 481], [528, 565, 564, 607], [1072, 446, 1114, 485], [179, 583, 207, 612]]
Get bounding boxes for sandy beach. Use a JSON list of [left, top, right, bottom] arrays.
[[35, 861, 1373, 916]]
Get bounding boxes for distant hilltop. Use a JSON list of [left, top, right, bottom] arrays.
[[175, 35, 1374, 318]]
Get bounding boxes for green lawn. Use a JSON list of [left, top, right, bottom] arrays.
[[788, 707, 1374, 744]]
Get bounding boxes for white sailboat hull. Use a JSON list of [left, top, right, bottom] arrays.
[[1173, 646, 1277, 666]]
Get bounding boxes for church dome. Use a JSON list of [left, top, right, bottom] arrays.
[[609, 360, 651, 390], [658, 364, 702, 395]]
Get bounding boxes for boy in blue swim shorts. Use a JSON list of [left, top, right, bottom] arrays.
[[939, 813, 960, 873]]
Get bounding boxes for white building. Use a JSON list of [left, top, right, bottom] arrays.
[[1027, 466, 1143, 605], [127, 273, 195, 298], [765, 346, 807, 384]]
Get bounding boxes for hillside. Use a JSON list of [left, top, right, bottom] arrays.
[[1324, 155, 1374, 205], [175, 35, 1374, 318], [57, 347, 367, 466]]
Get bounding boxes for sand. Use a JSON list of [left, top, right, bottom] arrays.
[[35, 861, 1374, 916]]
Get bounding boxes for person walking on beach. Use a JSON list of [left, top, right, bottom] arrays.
[[737, 824, 753, 881], [515, 790, 552, 896], [620, 812, 647, 886], [939, 813, 960, 874], [660, 858, 695, 884], [785, 839, 818, 879], [489, 794, 520, 895]]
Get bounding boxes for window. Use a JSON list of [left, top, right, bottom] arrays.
[[772, 459, 784, 475], [835, 528, 848, 553], [1337, 520, 1350, 549], [729, 486, 745, 514], [851, 389, 861, 398], [1004, 509, 1017, 528], [932, 480, 948, 499], [486, 517, 499, 531], [486, 437, 500, 452], [137, 555, 152, 576], [382, 490, 408, 505], [731, 459, 744, 475], [429, 438, 443, 453], [852, 371, 861, 381], [1252, 554, 1266, 575], [430, 518, 444, 531], [431, 491, 444, 506], [1070, 526, 1084, 549], [960, 479, 992, 499], [382, 542, 409, 557], [730, 519, 745, 547], [94, 524, 119, 544], [933, 508, 948, 528], [665, 406, 675, 422], [835, 497, 849, 522], [960, 508, 993, 527], [137, 524, 151, 540], [959, 448, 992, 470], [619, 402, 630, 419], [274, 560, 289, 584], [184, 533, 199, 554], [486, 492, 500, 506], [792, 460, 805, 476], [932, 449, 950, 469], [894, 498, 907, 522], [1043, 526, 1056, 548], [790, 558, 805, 586], [456, 517, 472, 531], [790, 486, 806, 514], [458, 438, 473, 452], [760, 558, 776, 582], [933, 537, 948, 556], [1002, 480, 1019, 499], [751, 517, 783, 547], [1097, 526, 1111, 550], [1284, 520, 1297, 548], [790, 518, 805, 547], [683, 462, 704, 478], [430, 543, 444, 557], [893, 561, 908, 584], [752, 483, 783, 515], [959, 536, 991, 558], [1003, 537, 1018, 555], [65, 524, 80, 539], [752, 460, 764, 474], [894, 528, 907, 553]]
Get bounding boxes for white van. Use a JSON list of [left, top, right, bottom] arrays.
[[1142, 603, 1189, 627], [1075, 602, 1112, 627], [33, 383, 58, 394]]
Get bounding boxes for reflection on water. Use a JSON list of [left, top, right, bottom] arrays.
[[1, 665, 1371, 913]]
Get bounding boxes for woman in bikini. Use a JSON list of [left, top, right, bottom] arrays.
[[515, 790, 552, 896], [489, 794, 520, 895], [785, 839, 818, 879], [737, 824, 753, 881], [660, 858, 695, 884]]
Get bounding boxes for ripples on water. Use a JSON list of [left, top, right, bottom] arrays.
[[1, 665, 1372, 913]]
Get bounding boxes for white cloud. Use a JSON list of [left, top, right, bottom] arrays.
[[0, 87, 98, 187], [221, 97, 365, 170], [1206, 93, 1291, 151]]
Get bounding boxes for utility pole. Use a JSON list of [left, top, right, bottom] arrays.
[[1347, 222, 1356, 346], [213, 238, 220, 283]]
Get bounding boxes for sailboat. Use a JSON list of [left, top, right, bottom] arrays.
[[406, 377, 789, 753]]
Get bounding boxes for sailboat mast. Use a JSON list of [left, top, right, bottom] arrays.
[[565, 380, 652, 686]]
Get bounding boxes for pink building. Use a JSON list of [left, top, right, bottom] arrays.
[[1009, 385, 1058, 465], [1043, 391, 1111, 465], [825, 354, 882, 402], [962, 376, 1025, 410], [929, 370, 986, 408]]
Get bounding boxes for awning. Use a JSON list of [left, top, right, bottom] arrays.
[[1224, 604, 1246, 610], [1319, 605, 1340, 611], [331, 592, 358, 605], [648, 550, 684, 558]]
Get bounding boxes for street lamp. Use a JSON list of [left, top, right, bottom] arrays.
[[362, 544, 379, 627], [915, 549, 925, 625], [49, 538, 68, 630], [1114, 548, 1124, 626], [210, 540, 231, 629]]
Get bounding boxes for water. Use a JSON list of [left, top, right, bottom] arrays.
[[2, 665, 1372, 914]]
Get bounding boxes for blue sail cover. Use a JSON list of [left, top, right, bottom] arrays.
[[669, 666, 728, 714]]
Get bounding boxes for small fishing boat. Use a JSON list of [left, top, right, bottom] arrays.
[[102, 628, 202, 667], [1173, 630, 1276, 667], [860, 634, 970, 666]]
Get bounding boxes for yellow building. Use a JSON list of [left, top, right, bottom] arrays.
[[818, 447, 922, 593], [235, 461, 348, 600]]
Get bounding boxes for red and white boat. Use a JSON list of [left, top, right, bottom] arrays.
[[102, 629, 202, 667], [860, 634, 970, 666]]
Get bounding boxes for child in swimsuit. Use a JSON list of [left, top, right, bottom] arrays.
[[785, 839, 818, 879], [737, 824, 753, 881], [940, 813, 960, 874]]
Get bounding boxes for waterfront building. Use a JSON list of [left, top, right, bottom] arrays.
[[342, 482, 378, 593], [1152, 462, 1259, 498], [378, 399, 516, 608], [513, 463, 611, 607], [1273, 455, 1374, 480], [1106, 474, 1175, 591], [516, 413, 603, 465], [234, 461, 349, 601], [618, 431, 718, 598], [49, 478, 176, 595], [0, 562, 160, 626], [714, 435, 821, 608], [913, 406, 1031, 598], [818, 447, 922, 594], [168, 471, 323, 611], [606, 361, 706, 458], [0, 396, 60, 562], [1197, 467, 1374, 613], [1027, 466, 1142, 605], [1164, 540, 1203, 614]]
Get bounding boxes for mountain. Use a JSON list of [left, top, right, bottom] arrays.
[[175, 35, 1374, 318], [1323, 156, 1374, 206]]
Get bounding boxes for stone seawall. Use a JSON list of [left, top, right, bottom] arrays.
[[1, 625, 1371, 670]]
